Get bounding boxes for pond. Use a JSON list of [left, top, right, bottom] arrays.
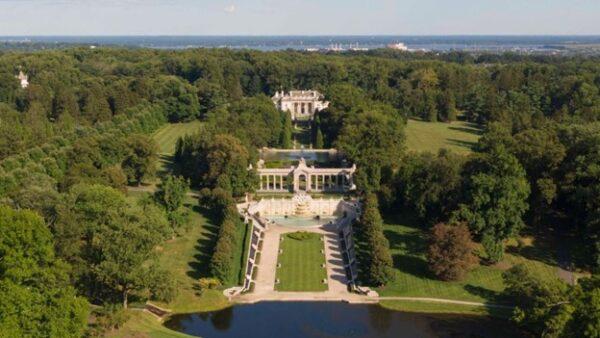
[[267, 215, 338, 228], [164, 302, 524, 338], [261, 149, 337, 163]]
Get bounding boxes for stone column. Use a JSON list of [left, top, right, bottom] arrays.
[[293, 173, 299, 192]]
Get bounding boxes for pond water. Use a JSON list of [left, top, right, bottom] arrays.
[[268, 215, 338, 228], [261, 150, 336, 163], [164, 302, 524, 338]]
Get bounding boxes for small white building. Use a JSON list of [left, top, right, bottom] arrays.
[[16, 71, 29, 89], [272, 90, 329, 121]]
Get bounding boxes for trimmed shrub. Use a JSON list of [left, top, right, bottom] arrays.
[[288, 231, 313, 241]]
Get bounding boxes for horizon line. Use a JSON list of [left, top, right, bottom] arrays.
[[2, 34, 600, 38]]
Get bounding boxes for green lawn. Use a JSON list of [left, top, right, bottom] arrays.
[[275, 232, 328, 291], [379, 300, 512, 318], [152, 120, 203, 155], [379, 213, 560, 306], [405, 119, 481, 155]]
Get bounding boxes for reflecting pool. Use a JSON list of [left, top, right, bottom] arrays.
[[164, 302, 524, 338], [261, 150, 337, 163], [268, 215, 338, 228]]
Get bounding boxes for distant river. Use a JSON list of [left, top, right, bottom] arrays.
[[163, 301, 525, 338]]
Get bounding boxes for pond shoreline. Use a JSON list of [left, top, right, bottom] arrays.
[[162, 301, 522, 338]]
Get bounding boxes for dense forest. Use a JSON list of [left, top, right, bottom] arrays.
[[1, 48, 599, 337]]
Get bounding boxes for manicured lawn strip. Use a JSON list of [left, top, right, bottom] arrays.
[[275, 233, 328, 292], [379, 214, 559, 305], [404, 119, 481, 155], [379, 300, 512, 318], [152, 121, 203, 155]]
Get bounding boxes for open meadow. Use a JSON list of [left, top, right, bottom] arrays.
[[404, 119, 481, 155]]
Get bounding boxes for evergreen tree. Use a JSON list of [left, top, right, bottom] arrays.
[[315, 128, 324, 149], [280, 111, 293, 149]]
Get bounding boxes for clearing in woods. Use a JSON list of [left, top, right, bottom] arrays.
[[404, 119, 482, 155]]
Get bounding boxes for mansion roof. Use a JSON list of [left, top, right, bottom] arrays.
[[272, 90, 325, 101]]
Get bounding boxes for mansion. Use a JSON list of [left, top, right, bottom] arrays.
[[271, 90, 329, 120]]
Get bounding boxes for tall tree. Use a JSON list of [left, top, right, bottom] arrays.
[[455, 145, 530, 262], [122, 135, 158, 185], [279, 110, 293, 149], [335, 110, 405, 192]]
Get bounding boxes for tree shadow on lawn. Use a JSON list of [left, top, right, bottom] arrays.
[[391, 252, 436, 280], [446, 138, 477, 150], [463, 284, 503, 304], [158, 154, 175, 176], [448, 124, 483, 136], [504, 231, 559, 267], [186, 205, 220, 280], [384, 229, 427, 254]]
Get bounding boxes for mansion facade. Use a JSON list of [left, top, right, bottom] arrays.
[[272, 90, 329, 120]]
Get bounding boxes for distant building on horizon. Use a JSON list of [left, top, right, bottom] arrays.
[[272, 90, 329, 121], [387, 42, 409, 51]]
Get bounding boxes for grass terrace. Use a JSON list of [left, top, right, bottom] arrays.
[[405, 119, 481, 155], [275, 232, 328, 292]]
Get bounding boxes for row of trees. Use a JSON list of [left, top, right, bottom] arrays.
[[199, 188, 247, 285], [0, 95, 179, 335]]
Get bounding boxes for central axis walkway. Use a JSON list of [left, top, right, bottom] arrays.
[[236, 223, 373, 303]]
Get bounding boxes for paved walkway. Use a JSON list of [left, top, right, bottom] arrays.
[[236, 222, 373, 303]]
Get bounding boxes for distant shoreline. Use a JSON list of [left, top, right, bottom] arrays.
[[2, 35, 600, 54]]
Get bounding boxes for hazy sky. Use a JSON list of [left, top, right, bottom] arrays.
[[0, 0, 599, 36]]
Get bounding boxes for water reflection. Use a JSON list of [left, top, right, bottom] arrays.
[[164, 302, 524, 338], [260, 150, 337, 163]]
